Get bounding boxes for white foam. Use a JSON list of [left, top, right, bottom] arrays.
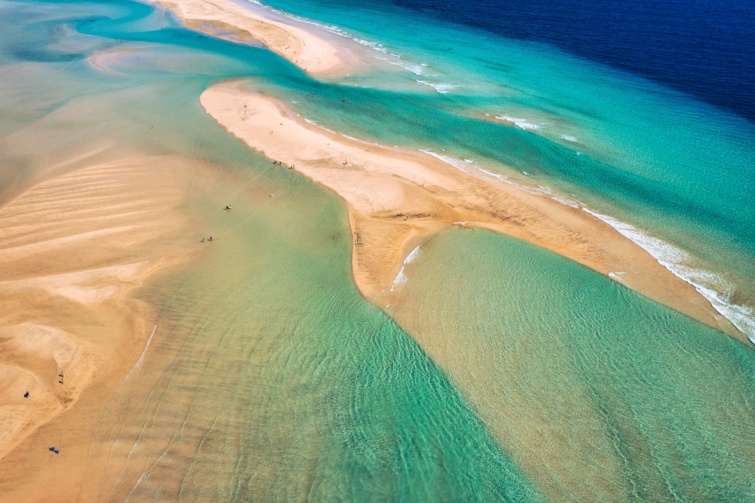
[[246, 1, 434, 79], [560, 134, 578, 142], [421, 149, 538, 192], [496, 115, 541, 130], [402, 63, 427, 75], [416, 80, 457, 94], [584, 209, 755, 342], [405, 245, 422, 264], [420, 151, 587, 210], [303, 118, 337, 134], [391, 245, 422, 291], [392, 268, 408, 288], [420, 150, 482, 177], [608, 272, 627, 284], [420, 148, 753, 340], [416, 147, 753, 340], [551, 195, 581, 209]]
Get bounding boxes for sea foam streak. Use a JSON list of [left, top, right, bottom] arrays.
[[243, 0, 755, 341], [391, 245, 422, 290], [585, 209, 755, 342], [496, 115, 541, 130], [420, 150, 754, 341], [247, 0, 431, 77], [416, 80, 457, 94]]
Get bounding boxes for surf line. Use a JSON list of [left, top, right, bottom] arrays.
[[389, 223, 454, 293]]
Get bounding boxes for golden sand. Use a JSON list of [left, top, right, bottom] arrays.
[[199, 81, 745, 343], [0, 155, 208, 470], [152, 0, 365, 77]]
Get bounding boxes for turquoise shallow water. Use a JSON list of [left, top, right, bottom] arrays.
[[124, 173, 545, 501], [255, 0, 755, 339], [0, 0, 753, 500], [390, 227, 755, 500]]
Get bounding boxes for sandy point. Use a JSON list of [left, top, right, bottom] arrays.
[[199, 80, 746, 344], [152, 0, 367, 77]]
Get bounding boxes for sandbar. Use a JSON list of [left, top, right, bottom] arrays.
[[200, 80, 745, 343], [152, 0, 364, 77]]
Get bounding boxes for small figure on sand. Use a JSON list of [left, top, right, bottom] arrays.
[[58, 372, 64, 384], [49, 446, 60, 455], [269, 193, 274, 198], [201, 238, 205, 243], [208, 236, 213, 242], [224, 204, 232, 210], [24, 391, 29, 398]]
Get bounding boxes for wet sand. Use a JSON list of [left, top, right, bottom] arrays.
[[200, 81, 745, 343], [0, 0, 748, 497], [152, 0, 365, 77], [0, 154, 216, 495]]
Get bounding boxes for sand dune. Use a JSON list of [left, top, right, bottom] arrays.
[[0, 156, 203, 463], [200, 81, 744, 343]]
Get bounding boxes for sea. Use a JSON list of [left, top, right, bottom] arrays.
[[0, 0, 753, 500]]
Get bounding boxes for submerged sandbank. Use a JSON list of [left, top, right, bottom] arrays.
[[152, 0, 364, 77], [0, 154, 210, 474], [200, 81, 745, 343]]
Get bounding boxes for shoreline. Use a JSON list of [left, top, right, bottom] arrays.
[[152, 0, 366, 77], [0, 155, 209, 464], [152, 0, 751, 343], [200, 81, 746, 343]]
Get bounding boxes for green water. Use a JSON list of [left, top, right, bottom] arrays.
[[1, 0, 753, 500], [104, 170, 542, 501], [390, 228, 755, 500]]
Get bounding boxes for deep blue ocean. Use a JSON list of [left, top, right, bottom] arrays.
[[26, 1, 751, 116], [323, 0, 755, 122]]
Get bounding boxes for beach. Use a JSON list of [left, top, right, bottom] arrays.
[[0, 153, 212, 496], [199, 81, 742, 341], [152, 0, 365, 77], [1, 0, 753, 500]]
